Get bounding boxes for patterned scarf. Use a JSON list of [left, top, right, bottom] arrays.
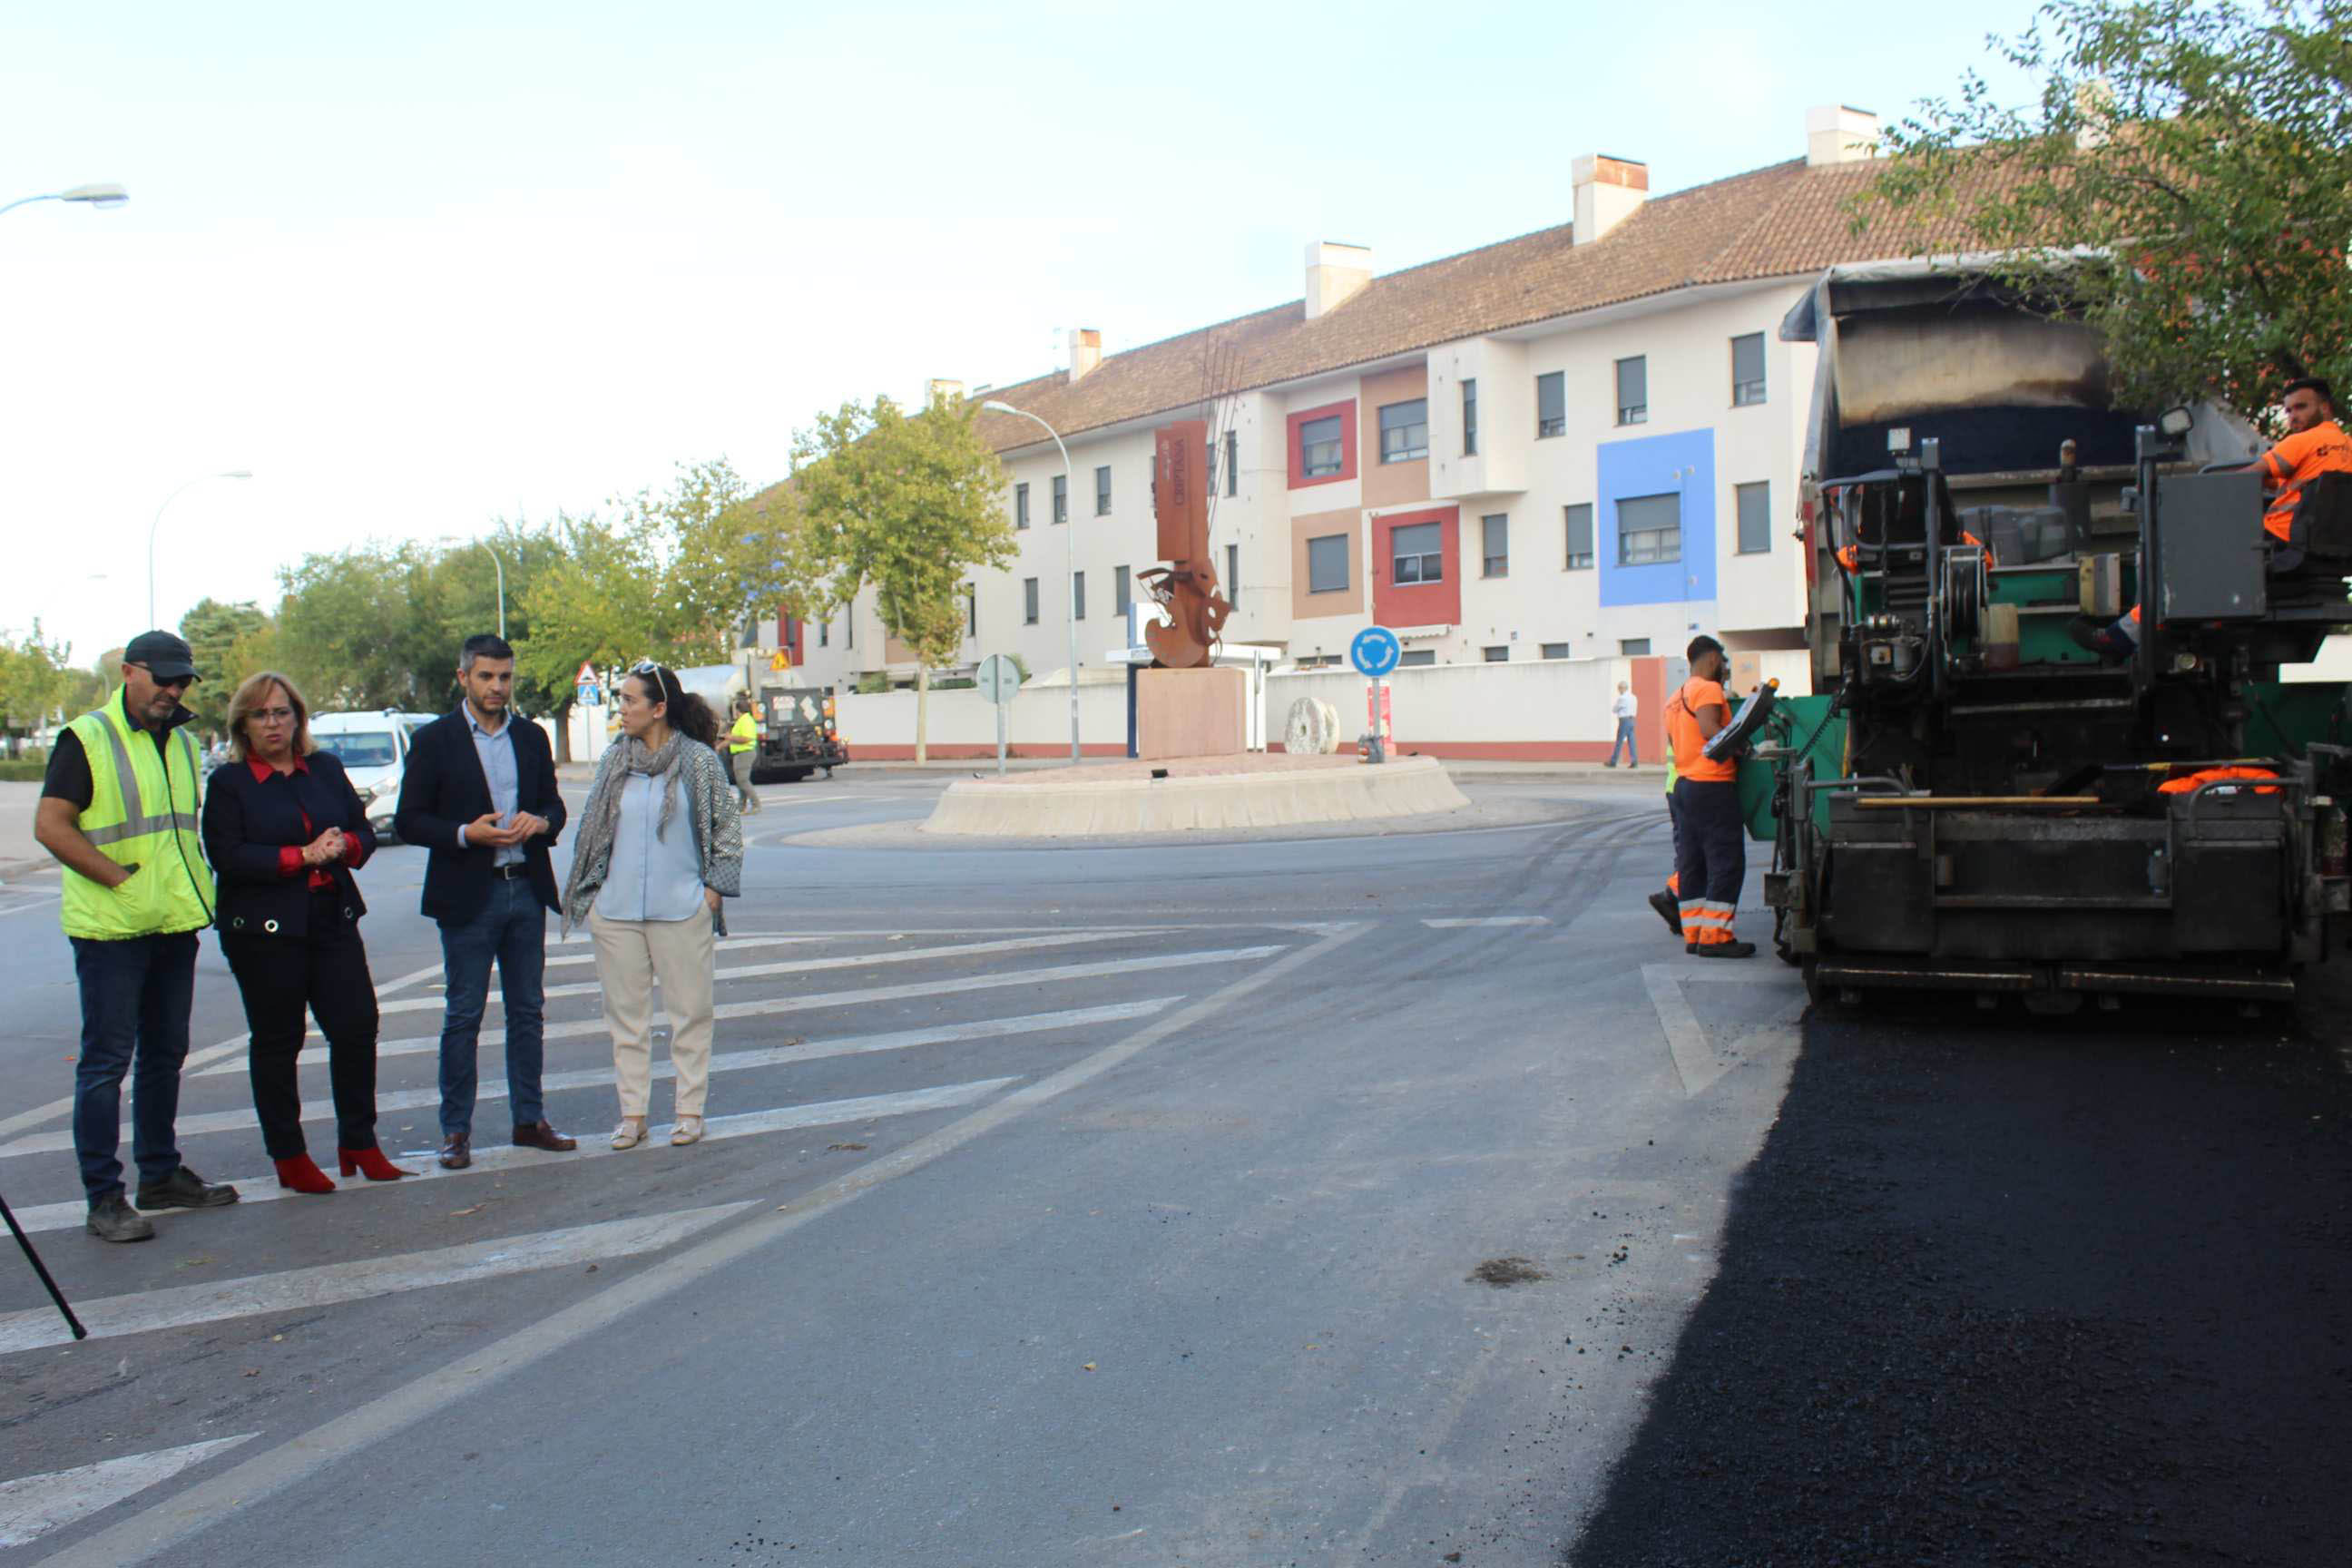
[[561, 732, 685, 925]]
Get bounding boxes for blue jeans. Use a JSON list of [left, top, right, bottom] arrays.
[[70, 932, 198, 1199], [436, 877, 549, 1138], [1605, 717, 1639, 767]]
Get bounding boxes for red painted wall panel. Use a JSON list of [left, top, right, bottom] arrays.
[[1286, 399, 1357, 490], [1369, 505, 1461, 629]]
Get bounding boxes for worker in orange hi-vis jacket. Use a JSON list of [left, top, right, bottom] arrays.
[[2073, 377, 2351, 661], [1664, 635, 1754, 959]]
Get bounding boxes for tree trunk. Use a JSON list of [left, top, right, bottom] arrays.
[[554, 699, 574, 763], [916, 662, 929, 765]]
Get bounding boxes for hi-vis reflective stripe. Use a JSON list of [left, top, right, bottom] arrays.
[[88, 711, 198, 827], [93, 708, 145, 813], [85, 813, 200, 847]]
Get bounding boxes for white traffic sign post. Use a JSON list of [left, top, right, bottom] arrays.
[[1348, 627, 1402, 763], [975, 654, 1024, 775]]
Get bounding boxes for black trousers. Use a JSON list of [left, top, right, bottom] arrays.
[[220, 893, 383, 1159], [1671, 778, 1746, 945]]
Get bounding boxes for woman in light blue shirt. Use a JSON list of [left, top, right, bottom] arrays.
[[560, 664, 744, 1149]]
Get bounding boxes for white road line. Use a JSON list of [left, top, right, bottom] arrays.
[[1641, 963, 1804, 1098], [373, 927, 1154, 1016], [368, 962, 446, 998], [0, 891, 63, 918], [748, 793, 859, 808], [52, 994, 1172, 1156], [0, 1436, 256, 1549], [31, 925, 1366, 1568], [544, 933, 829, 969], [4, 1077, 1020, 1238], [1420, 916, 1552, 928], [0, 1203, 761, 1355]]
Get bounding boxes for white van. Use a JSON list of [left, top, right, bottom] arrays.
[[309, 710, 441, 840]]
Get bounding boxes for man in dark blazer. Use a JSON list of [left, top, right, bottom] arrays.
[[395, 633, 576, 1169]]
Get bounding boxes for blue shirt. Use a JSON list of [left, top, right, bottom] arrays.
[[595, 770, 705, 922], [459, 705, 524, 867]]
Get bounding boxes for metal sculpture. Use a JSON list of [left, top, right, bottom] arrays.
[[1140, 419, 1230, 668]]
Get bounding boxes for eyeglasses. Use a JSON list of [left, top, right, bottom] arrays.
[[250, 707, 295, 723]]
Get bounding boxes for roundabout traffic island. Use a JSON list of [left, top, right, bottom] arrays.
[[920, 752, 1469, 837]]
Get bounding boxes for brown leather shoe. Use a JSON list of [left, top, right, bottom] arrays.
[[512, 1121, 577, 1152], [437, 1133, 472, 1170]]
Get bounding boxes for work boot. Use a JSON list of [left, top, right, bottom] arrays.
[[2067, 614, 2134, 664], [1648, 890, 1682, 936], [86, 1192, 156, 1242], [1695, 939, 1758, 960], [133, 1166, 240, 1210]]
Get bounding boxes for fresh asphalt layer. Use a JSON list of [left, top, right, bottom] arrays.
[[0, 767, 2343, 1565]]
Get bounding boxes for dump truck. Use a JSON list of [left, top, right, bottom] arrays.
[[1743, 261, 2352, 1011]]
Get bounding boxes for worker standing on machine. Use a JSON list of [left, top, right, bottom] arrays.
[[1664, 635, 1754, 959]]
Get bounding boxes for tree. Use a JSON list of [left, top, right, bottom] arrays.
[[788, 396, 1014, 761], [177, 598, 270, 733], [0, 623, 72, 744], [1860, 0, 2352, 427]]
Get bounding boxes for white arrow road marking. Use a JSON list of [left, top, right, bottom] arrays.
[[3, 1076, 1022, 1238], [1642, 962, 1803, 1097], [374, 927, 1155, 1015], [0, 1435, 256, 1549]]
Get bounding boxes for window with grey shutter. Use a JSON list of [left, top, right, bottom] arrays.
[[1300, 416, 1343, 478], [1308, 534, 1349, 593], [1620, 637, 1651, 655], [1731, 333, 1767, 406], [1616, 492, 1681, 564], [1390, 521, 1443, 584], [1023, 577, 1039, 624], [1563, 503, 1594, 570], [1014, 482, 1029, 529], [965, 584, 976, 637], [1536, 371, 1565, 437], [1225, 543, 1239, 606], [1615, 356, 1647, 425], [1540, 642, 1570, 660], [1483, 645, 1510, 662], [1094, 466, 1112, 515], [1481, 514, 1508, 577], [1113, 564, 1132, 616], [1736, 481, 1771, 554], [1398, 648, 1437, 667], [1223, 429, 1238, 496], [1378, 398, 1427, 463], [1462, 378, 1478, 456], [1052, 474, 1067, 524]]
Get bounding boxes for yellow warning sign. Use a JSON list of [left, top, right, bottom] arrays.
[[769, 650, 792, 671]]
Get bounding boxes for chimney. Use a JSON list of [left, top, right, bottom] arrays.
[[1805, 104, 1880, 167], [1066, 328, 1102, 384], [1304, 241, 1373, 319], [2073, 79, 2114, 150], [924, 377, 965, 407], [1572, 155, 1648, 246]]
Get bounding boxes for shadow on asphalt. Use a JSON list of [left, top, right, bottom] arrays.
[[1566, 988, 2352, 1567]]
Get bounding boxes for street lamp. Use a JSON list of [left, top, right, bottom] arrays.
[[439, 536, 510, 640], [150, 471, 252, 627], [0, 183, 130, 220], [981, 400, 1081, 764]]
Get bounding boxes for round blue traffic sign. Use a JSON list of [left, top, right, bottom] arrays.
[[1349, 626, 1401, 678]]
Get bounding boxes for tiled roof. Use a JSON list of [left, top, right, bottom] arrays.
[[945, 154, 2009, 456]]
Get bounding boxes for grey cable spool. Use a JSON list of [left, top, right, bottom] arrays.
[[1284, 697, 1341, 755]]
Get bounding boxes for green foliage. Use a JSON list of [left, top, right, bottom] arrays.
[[1861, 0, 2352, 426], [855, 671, 892, 694], [785, 396, 1014, 671], [177, 598, 269, 730], [0, 623, 74, 737]]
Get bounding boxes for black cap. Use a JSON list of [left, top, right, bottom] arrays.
[[123, 631, 199, 681]]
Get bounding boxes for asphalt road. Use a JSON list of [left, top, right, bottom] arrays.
[[0, 768, 2343, 1566]]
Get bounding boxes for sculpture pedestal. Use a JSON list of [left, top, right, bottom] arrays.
[[1136, 666, 1246, 760]]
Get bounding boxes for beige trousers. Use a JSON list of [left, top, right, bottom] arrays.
[[589, 907, 716, 1119]]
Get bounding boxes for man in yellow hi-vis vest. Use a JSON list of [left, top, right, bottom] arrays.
[[34, 632, 240, 1242]]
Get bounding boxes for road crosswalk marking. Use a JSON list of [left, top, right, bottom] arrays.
[[0, 1435, 256, 1549], [4, 1076, 1021, 1239], [1422, 916, 1552, 927]]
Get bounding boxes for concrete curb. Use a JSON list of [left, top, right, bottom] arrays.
[[922, 755, 1472, 837]]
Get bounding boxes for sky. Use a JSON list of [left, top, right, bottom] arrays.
[[0, 0, 2047, 670]]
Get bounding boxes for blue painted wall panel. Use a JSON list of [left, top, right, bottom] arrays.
[[1597, 427, 1715, 608]]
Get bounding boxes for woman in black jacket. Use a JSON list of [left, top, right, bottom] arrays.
[[201, 671, 409, 1192]]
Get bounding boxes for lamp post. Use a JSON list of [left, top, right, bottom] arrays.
[[150, 471, 253, 627], [0, 183, 130, 220], [477, 541, 509, 641], [981, 400, 1080, 764]]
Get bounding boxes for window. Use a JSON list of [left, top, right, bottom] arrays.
[[1536, 371, 1565, 437], [1541, 642, 1570, 660], [1378, 398, 1428, 464], [1225, 543, 1239, 606], [1563, 503, 1594, 570], [1073, 571, 1086, 620], [1308, 533, 1349, 593], [1483, 645, 1510, 662], [1223, 429, 1238, 496], [818, 621, 829, 648], [1014, 482, 1030, 530], [1620, 638, 1651, 656], [1300, 416, 1344, 478], [1731, 333, 1767, 407], [1617, 492, 1681, 564], [1024, 577, 1040, 624], [1462, 378, 1478, 456], [1391, 521, 1444, 584], [1399, 649, 1437, 667], [965, 583, 976, 637], [1094, 466, 1112, 515], [1736, 481, 1772, 554], [1113, 564, 1132, 617], [845, 608, 853, 648], [1481, 514, 1508, 578], [1615, 356, 1648, 425], [1052, 474, 1067, 524]]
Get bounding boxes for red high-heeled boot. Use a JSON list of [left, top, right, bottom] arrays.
[[338, 1146, 412, 1181], [273, 1153, 337, 1194]]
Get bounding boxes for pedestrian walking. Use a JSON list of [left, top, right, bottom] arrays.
[[1603, 681, 1640, 768], [727, 695, 760, 814], [561, 663, 743, 1151], [32, 632, 238, 1241], [393, 633, 576, 1170], [1664, 634, 1753, 958], [202, 671, 411, 1194]]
